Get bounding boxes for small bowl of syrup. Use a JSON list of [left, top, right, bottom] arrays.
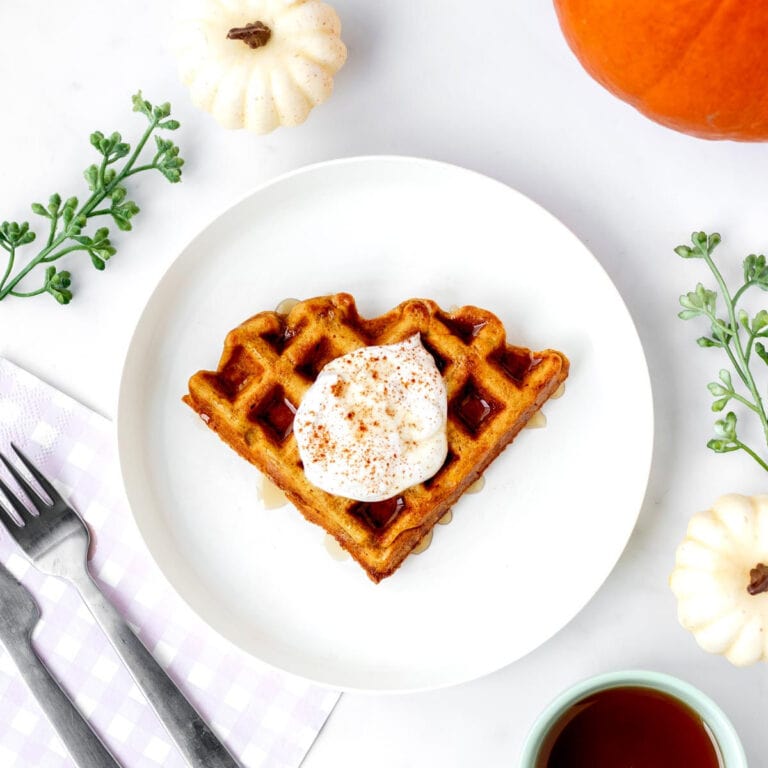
[[520, 670, 746, 768]]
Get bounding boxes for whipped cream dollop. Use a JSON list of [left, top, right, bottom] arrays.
[[293, 335, 448, 502]]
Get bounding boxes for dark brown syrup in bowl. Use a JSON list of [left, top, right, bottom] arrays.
[[535, 686, 723, 768]]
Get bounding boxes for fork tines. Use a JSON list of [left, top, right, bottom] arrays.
[[0, 444, 64, 523]]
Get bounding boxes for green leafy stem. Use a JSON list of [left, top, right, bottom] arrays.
[[677, 231, 768, 472], [0, 92, 183, 304]]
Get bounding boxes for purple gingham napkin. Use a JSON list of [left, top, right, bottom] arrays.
[[0, 358, 338, 768]]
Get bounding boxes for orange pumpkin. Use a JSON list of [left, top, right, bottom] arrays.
[[553, 0, 768, 141]]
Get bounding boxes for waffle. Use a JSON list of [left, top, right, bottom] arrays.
[[183, 294, 569, 582]]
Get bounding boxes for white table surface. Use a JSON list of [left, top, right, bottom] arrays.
[[2, 0, 767, 765]]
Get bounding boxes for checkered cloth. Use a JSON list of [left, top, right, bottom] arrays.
[[0, 358, 338, 768]]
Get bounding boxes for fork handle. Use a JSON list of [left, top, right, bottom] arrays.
[[7, 637, 122, 768], [72, 572, 241, 768]]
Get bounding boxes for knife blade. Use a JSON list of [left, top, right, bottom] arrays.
[[0, 561, 122, 768]]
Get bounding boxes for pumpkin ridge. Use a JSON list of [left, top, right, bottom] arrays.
[[268, 65, 284, 123], [685, 531, 743, 561], [637, 0, 728, 104], [268, 64, 312, 124], [240, 68, 250, 129], [283, 55, 331, 105], [286, 32, 347, 74], [747, 493, 765, 536], [706, 506, 751, 550], [292, 51, 324, 70], [192, 72, 220, 113], [245, 65, 279, 133], [280, 0, 342, 37]]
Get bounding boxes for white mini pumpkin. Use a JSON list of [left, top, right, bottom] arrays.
[[172, 0, 347, 133], [670, 493, 768, 666]]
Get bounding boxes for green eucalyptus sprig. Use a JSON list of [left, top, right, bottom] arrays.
[[676, 231, 768, 472], [0, 91, 183, 304]]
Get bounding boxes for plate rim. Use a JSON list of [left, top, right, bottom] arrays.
[[116, 154, 655, 693]]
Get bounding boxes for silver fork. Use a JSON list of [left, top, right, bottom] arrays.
[[0, 560, 122, 768], [0, 444, 241, 768]]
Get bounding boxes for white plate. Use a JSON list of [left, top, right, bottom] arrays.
[[117, 156, 653, 692]]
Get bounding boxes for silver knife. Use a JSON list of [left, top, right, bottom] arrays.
[[0, 561, 122, 768]]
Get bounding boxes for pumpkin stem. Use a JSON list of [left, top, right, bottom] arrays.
[[747, 562, 768, 595], [227, 21, 271, 49]]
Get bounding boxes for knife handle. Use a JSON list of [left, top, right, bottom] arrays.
[[8, 639, 122, 768], [72, 571, 241, 768]]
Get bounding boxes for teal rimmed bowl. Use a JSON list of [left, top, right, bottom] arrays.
[[520, 670, 746, 767]]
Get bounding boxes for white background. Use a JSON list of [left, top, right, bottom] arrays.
[[1, 1, 767, 765]]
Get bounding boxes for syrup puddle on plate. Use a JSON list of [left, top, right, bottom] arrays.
[[413, 476, 487, 556], [414, 476, 487, 556], [412, 529, 433, 555], [525, 411, 547, 429], [275, 297, 300, 315], [324, 534, 350, 561], [466, 476, 486, 494], [257, 474, 289, 509]]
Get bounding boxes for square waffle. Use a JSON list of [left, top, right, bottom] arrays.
[[183, 293, 569, 582]]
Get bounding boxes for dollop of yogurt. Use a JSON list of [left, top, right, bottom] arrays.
[[293, 335, 448, 502]]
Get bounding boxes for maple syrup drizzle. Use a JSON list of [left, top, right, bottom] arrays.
[[251, 386, 296, 442], [438, 510, 453, 525], [350, 496, 406, 530], [257, 474, 288, 509], [440, 314, 488, 344], [218, 346, 253, 399], [498, 348, 542, 384], [525, 411, 547, 429], [275, 297, 300, 315], [412, 529, 433, 554], [466, 476, 486, 494], [420, 337, 448, 374], [296, 339, 332, 381], [323, 533, 350, 561], [453, 381, 497, 433]]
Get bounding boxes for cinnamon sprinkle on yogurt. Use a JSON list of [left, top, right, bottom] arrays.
[[293, 335, 448, 502]]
